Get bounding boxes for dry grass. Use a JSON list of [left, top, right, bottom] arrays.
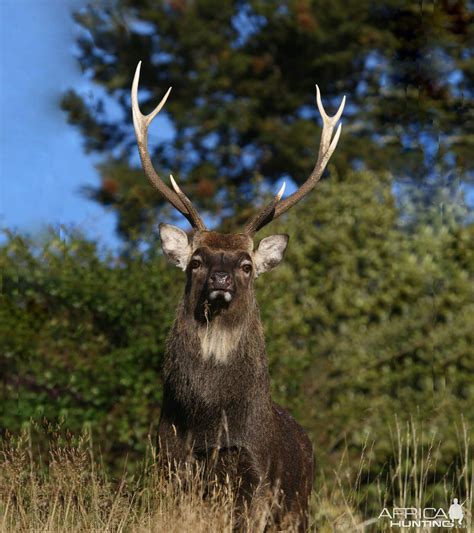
[[0, 421, 472, 532]]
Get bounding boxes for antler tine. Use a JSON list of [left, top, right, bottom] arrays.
[[169, 174, 207, 230], [131, 61, 206, 231], [244, 87, 345, 234], [315, 85, 345, 163], [243, 182, 286, 234]]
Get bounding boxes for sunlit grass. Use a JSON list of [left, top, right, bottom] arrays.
[[1, 421, 472, 532]]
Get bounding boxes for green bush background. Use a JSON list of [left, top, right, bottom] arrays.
[[2, 170, 473, 494]]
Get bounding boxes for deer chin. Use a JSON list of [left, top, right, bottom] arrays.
[[209, 289, 233, 303]]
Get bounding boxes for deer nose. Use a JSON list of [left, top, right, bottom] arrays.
[[210, 271, 233, 290]]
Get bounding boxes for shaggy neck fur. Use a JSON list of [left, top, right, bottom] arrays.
[[197, 317, 244, 363], [165, 289, 266, 368], [192, 289, 260, 363]]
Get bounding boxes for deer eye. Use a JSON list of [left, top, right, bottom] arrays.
[[190, 259, 201, 270], [242, 263, 252, 274]]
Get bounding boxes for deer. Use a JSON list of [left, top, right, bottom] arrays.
[[131, 61, 345, 530]]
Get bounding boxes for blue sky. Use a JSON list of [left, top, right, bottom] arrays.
[[0, 0, 119, 247]]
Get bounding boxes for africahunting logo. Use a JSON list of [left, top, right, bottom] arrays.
[[378, 498, 466, 528]]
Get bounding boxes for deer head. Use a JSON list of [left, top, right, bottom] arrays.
[[131, 61, 345, 328]]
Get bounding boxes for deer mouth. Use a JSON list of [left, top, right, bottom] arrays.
[[209, 289, 234, 303]]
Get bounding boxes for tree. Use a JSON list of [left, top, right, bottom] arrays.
[[62, 0, 473, 243]]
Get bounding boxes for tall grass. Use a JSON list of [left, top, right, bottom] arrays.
[[1, 420, 472, 532]]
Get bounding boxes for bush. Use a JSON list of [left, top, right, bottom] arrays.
[[258, 170, 474, 488], [1, 234, 179, 467]]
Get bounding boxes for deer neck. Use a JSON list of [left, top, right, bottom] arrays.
[[167, 295, 267, 365]]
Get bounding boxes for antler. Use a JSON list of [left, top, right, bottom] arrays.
[[244, 86, 345, 234], [131, 61, 206, 231]]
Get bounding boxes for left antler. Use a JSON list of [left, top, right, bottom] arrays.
[[131, 61, 206, 231], [244, 86, 345, 234]]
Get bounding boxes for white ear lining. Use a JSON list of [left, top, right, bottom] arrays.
[[159, 223, 191, 270], [253, 234, 289, 276]]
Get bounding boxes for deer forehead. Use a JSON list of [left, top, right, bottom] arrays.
[[191, 231, 254, 255]]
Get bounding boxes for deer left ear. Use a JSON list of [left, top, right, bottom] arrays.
[[254, 234, 289, 276]]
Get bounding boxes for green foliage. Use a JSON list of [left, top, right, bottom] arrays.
[[61, 0, 473, 241], [2, 171, 473, 487], [1, 233, 181, 462], [258, 170, 474, 480]]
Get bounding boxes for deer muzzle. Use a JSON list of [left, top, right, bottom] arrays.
[[209, 271, 234, 302]]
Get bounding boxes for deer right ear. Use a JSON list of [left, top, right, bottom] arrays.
[[254, 234, 289, 276], [159, 223, 191, 270]]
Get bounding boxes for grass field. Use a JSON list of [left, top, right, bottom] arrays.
[[1, 421, 472, 532]]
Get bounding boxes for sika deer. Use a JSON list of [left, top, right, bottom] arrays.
[[131, 61, 345, 529]]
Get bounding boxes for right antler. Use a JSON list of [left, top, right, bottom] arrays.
[[244, 86, 345, 234], [131, 61, 206, 231]]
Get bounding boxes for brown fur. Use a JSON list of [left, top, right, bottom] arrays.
[[157, 230, 313, 530], [192, 231, 254, 252]]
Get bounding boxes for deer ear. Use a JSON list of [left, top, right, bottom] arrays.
[[159, 223, 191, 270], [254, 234, 289, 276]]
